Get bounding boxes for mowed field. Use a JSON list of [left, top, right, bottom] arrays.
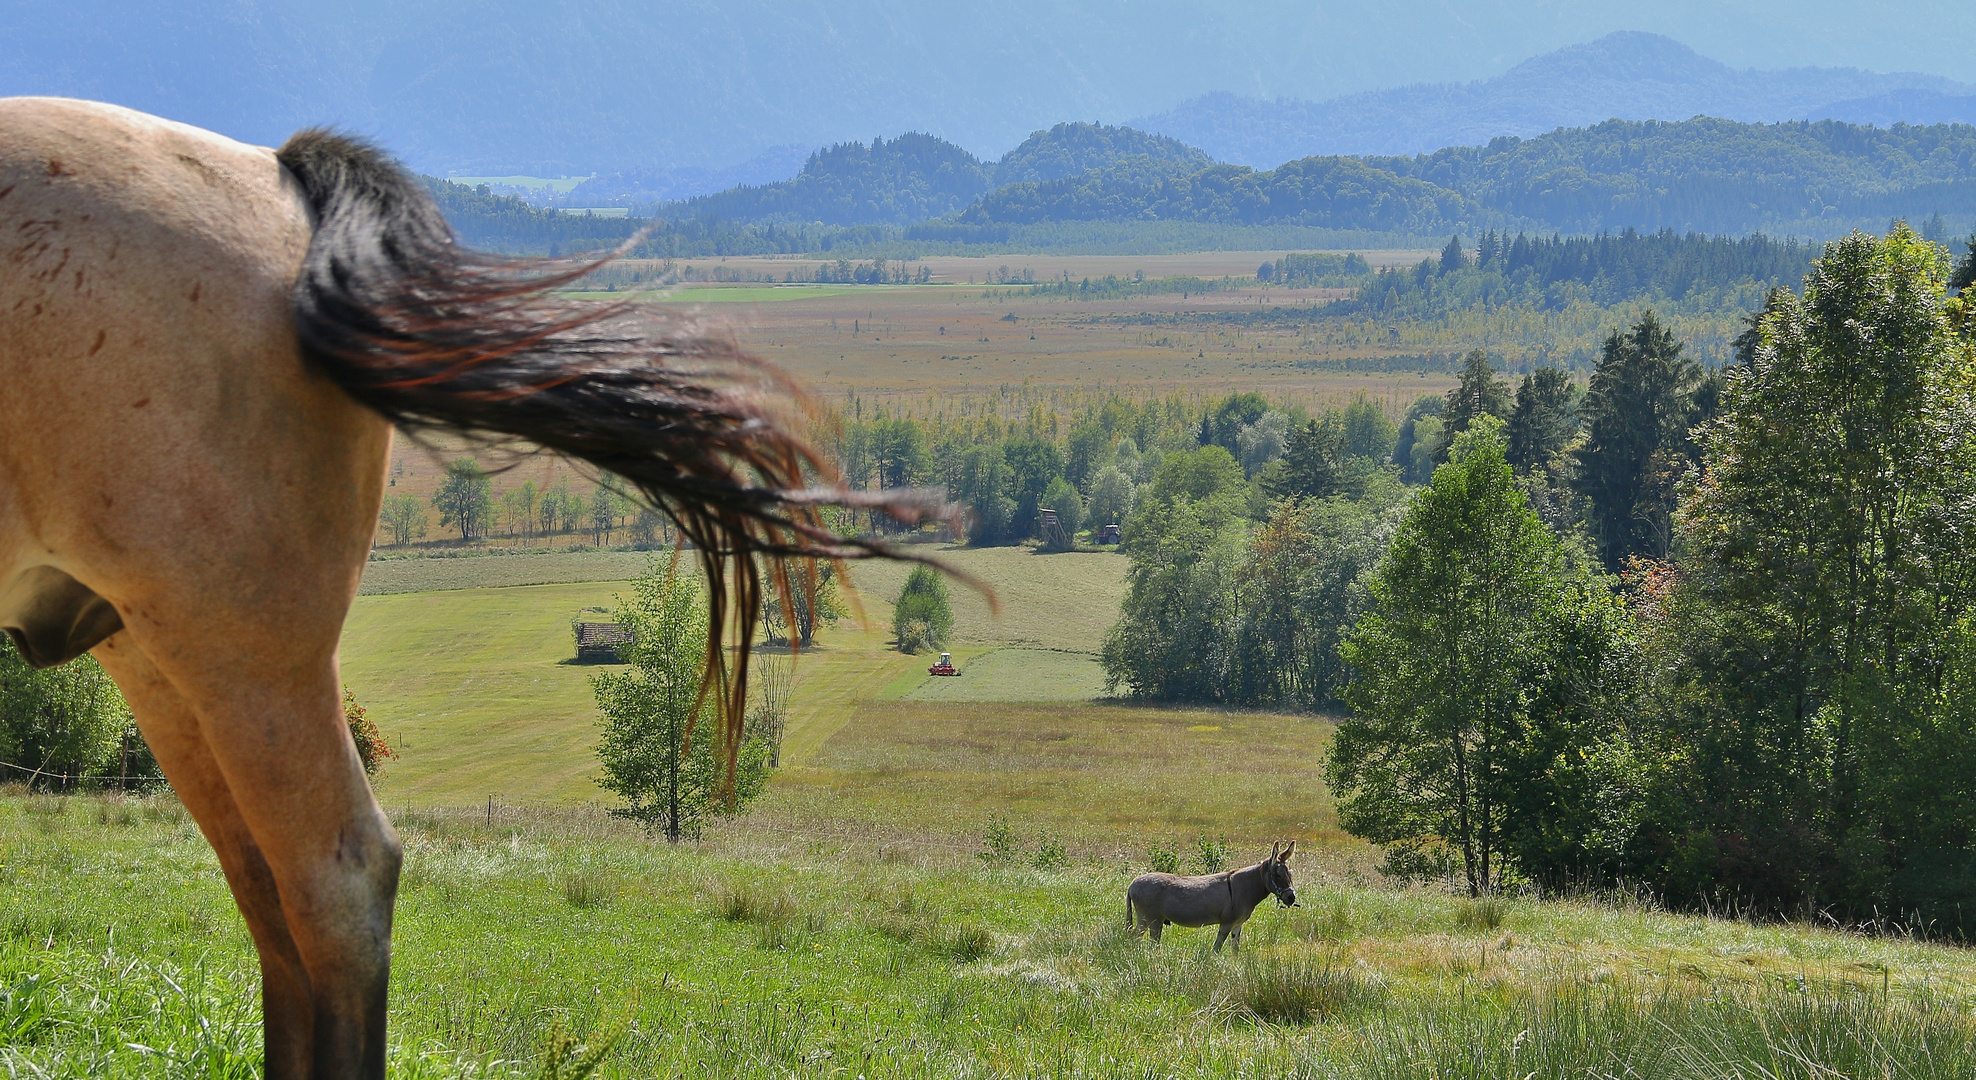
[[342, 545, 1131, 807]]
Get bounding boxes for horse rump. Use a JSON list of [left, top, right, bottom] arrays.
[[274, 129, 947, 754]]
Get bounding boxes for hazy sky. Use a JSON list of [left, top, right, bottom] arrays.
[[3, 1, 1970, 172]]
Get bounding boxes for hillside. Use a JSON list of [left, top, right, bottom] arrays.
[[1371, 116, 1976, 235], [1133, 31, 1976, 167], [424, 114, 1976, 252], [959, 117, 1976, 239], [655, 133, 994, 227], [991, 122, 1213, 186], [962, 156, 1466, 233]]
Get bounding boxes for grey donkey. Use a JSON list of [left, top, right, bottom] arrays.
[[1126, 841, 1298, 951]]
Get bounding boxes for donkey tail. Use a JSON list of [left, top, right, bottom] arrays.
[[275, 129, 946, 749]]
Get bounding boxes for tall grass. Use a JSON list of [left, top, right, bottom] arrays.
[[5, 791, 1976, 1078]]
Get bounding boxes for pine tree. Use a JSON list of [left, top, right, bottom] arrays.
[[1571, 311, 1700, 569]]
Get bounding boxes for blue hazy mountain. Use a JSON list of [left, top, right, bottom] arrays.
[[1132, 33, 1976, 167], [9, 4, 1976, 178]]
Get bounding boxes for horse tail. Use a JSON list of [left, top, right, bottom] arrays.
[[274, 129, 950, 761]]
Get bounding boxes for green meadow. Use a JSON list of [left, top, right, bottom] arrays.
[[6, 546, 1976, 1076]]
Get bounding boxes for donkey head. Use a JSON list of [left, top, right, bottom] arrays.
[[1266, 841, 1297, 907]]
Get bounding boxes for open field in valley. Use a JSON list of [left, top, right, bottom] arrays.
[[12, 544, 1976, 1076], [342, 545, 1129, 805]]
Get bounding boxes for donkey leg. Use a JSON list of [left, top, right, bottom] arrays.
[[93, 637, 314, 1078], [1213, 924, 1232, 953]]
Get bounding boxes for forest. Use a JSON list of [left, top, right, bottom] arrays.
[[1097, 226, 1976, 926]]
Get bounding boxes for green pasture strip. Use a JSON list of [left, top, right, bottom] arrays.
[[556, 284, 914, 303], [445, 175, 590, 193], [340, 580, 632, 805], [359, 551, 654, 595], [6, 791, 1976, 1079], [899, 647, 1108, 702], [339, 545, 1128, 803], [759, 700, 1343, 852]]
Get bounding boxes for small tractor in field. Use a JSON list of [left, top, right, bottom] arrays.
[[928, 652, 960, 676]]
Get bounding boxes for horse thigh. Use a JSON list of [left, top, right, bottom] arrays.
[[92, 636, 313, 1078]]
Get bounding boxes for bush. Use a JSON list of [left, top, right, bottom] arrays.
[[1194, 833, 1229, 874], [343, 687, 396, 779], [891, 565, 954, 653], [0, 638, 138, 785], [978, 815, 1021, 865], [1147, 840, 1181, 874]]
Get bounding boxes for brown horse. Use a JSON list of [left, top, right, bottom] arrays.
[[0, 97, 933, 1078]]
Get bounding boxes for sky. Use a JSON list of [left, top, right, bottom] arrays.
[[1, 1, 1970, 173]]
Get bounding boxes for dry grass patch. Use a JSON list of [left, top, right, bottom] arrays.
[[754, 700, 1353, 861]]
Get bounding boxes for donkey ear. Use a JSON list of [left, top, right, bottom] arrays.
[[1270, 841, 1280, 862], [1281, 840, 1296, 861]]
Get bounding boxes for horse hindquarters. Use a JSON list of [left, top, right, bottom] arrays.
[[0, 98, 398, 1079]]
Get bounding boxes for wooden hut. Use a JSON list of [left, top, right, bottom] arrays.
[[573, 621, 634, 662]]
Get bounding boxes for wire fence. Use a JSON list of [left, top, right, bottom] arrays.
[[0, 757, 167, 794]]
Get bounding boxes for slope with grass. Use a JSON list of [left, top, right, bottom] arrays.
[[5, 790, 1976, 1078]]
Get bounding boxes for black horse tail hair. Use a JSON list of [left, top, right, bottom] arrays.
[[275, 128, 961, 763]]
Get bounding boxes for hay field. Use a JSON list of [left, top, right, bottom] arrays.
[[340, 545, 1129, 805]]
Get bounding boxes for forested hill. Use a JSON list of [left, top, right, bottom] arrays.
[[653, 134, 993, 227], [958, 117, 1976, 238], [991, 123, 1213, 186], [1369, 117, 1976, 235], [650, 123, 1212, 227], [962, 156, 1466, 234], [425, 116, 1976, 253]]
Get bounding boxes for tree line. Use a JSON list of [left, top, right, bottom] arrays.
[[1104, 225, 1976, 931], [378, 460, 670, 549]]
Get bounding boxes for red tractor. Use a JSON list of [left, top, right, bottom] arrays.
[[928, 652, 960, 676]]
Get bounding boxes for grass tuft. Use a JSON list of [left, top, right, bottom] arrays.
[[1455, 896, 1507, 931], [558, 868, 616, 909], [939, 923, 994, 963], [1227, 952, 1382, 1024]]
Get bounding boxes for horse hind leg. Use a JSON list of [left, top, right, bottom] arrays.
[[93, 636, 314, 1078], [103, 629, 400, 1079]]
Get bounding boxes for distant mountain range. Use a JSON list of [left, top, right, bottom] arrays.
[[1131, 32, 1976, 167], [10, 6, 1976, 184], [434, 113, 1976, 252]]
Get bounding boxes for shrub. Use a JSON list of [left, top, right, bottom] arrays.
[[0, 639, 133, 784], [978, 815, 1021, 866], [1194, 833, 1229, 874], [891, 566, 954, 653], [1148, 840, 1181, 874], [1031, 834, 1070, 871], [343, 687, 396, 779]]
